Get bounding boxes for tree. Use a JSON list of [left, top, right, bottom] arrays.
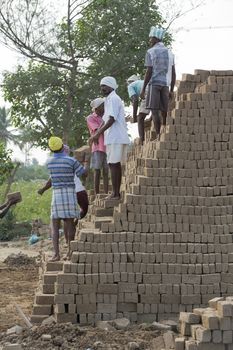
[[0, 106, 21, 146], [0, 142, 14, 186], [0, 0, 203, 148]]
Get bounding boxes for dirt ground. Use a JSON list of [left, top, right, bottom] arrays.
[[0, 240, 173, 350]]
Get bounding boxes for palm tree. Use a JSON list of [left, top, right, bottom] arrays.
[[0, 106, 20, 146]]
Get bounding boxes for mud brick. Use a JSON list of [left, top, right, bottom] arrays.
[[68, 304, 77, 314], [55, 313, 77, 323], [180, 321, 191, 336], [212, 329, 222, 343], [140, 294, 160, 304], [97, 284, 118, 294], [55, 283, 64, 294], [208, 297, 224, 309], [143, 274, 161, 284], [217, 301, 233, 317], [181, 295, 201, 305], [219, 317, 232, 331], [191, 324, 211, 342], [79, 284, 97, 294], [117, 303, 137, 312], [54, 294, 74, 304], [184, 340, 197, 350], [30, 315, 49, 324], [118, 283, 137, 293], [35, 294, 54, 305], [42, 284, 54, 294], [223, 330, 233, 344], [32, 304, 52, 315], [46, 261, 63, 271], [54, 304, 65, 313], [57, 273, 77, 284], [197, 344, 225, 350], [201, 312, 219, 329], [97, 303, 117, 313], [76, 303, 97, 314], [179, 312, 200, 324], [161, 295, 180, 304], [43, 273, 58, 284], [71, 252, 79, 263]]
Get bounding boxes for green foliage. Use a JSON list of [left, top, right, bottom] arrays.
[[74, 0, 172, 101], [0, 180, 51, 224], [2, 0, 172, 148], [0, 210, 16, 241], [14, 164, 49, 181], [0, 142, 14, 185], [3, 63, 89, 149]]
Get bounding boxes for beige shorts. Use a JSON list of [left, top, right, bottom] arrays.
[[106, 144, 128, 164]]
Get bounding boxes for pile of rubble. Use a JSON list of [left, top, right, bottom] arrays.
[[4, 252, 37, 268]]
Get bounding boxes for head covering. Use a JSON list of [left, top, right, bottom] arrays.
[[63, 144, 70, 155], [100, 76, 118, 90], [90, 97, 105, 111], [149, 26, 165, 40], [48, 136, 63, 152], [127, 74, 140, 83]]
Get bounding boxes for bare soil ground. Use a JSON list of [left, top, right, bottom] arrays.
[[0, 240, 169, 350]]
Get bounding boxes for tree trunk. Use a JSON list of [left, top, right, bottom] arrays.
[[3, 162, 20, 200]]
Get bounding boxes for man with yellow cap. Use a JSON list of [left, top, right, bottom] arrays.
[[89, 76, 130, 200], [46, 136, 86, 261], [140, 26, 176, 139]]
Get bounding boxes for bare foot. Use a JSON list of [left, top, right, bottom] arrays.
[[49, 255, 60, 262], [63, 253, 71, 261], [105, 193, 120, 200]]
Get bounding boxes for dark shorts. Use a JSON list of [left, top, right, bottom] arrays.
[[90, 151, 108, 170], [146, 85, 169, 112], [77, 190, 89, 219]]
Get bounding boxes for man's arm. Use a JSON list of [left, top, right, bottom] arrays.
[[131, 95, 139, 123], [90, 117, 115, 144], [169, 65, 176, 99], [140, 67, 153, 99], [38, 178, 52, 195]]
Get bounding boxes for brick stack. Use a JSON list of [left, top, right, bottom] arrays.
[[32, 70, 233, 325], [176, 296, 233, 349]]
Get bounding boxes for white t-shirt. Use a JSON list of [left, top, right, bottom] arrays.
[[74, 175, 85, 192], [103, 90, 130, 145]]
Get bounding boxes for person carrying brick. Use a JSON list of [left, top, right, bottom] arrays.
[[86, 97, 109, 195], [127, 74, 150, 145], [89, 76, 130, 200], [45, 136, 87, 261], [140, 26, 176, 139]]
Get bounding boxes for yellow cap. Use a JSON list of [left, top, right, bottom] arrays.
[[48, 136, 63, 151]]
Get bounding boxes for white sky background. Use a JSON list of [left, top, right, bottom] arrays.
[[0, 0, 233, 164]]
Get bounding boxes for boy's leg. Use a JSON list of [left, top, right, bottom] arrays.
[[51, 218, 60, 260]]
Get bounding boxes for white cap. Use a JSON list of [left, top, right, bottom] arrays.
[[149, 26, 165, 40], [100, 76, 118, 90], [127, 74, 140, 83], [90, 97, 105, 110]]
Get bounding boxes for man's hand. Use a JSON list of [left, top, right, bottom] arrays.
[[89, 132, 99, 145], [140, 90, 145, 100], [38, 188, 44, 196], [169, 91, 174, 100]]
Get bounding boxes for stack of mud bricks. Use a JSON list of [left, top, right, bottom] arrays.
[[33, 70, 233, 325], [175, 296, 233, 349]]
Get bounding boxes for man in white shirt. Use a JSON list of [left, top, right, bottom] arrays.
[[140, 26, 176, 139], [90, 76, 130, 200]]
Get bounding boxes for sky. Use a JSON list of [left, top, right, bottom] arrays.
[[0, 0, 233, 165]]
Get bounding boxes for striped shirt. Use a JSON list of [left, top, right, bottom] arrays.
[[145, 42, 174, 87], [47, 152, 85, 188]]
